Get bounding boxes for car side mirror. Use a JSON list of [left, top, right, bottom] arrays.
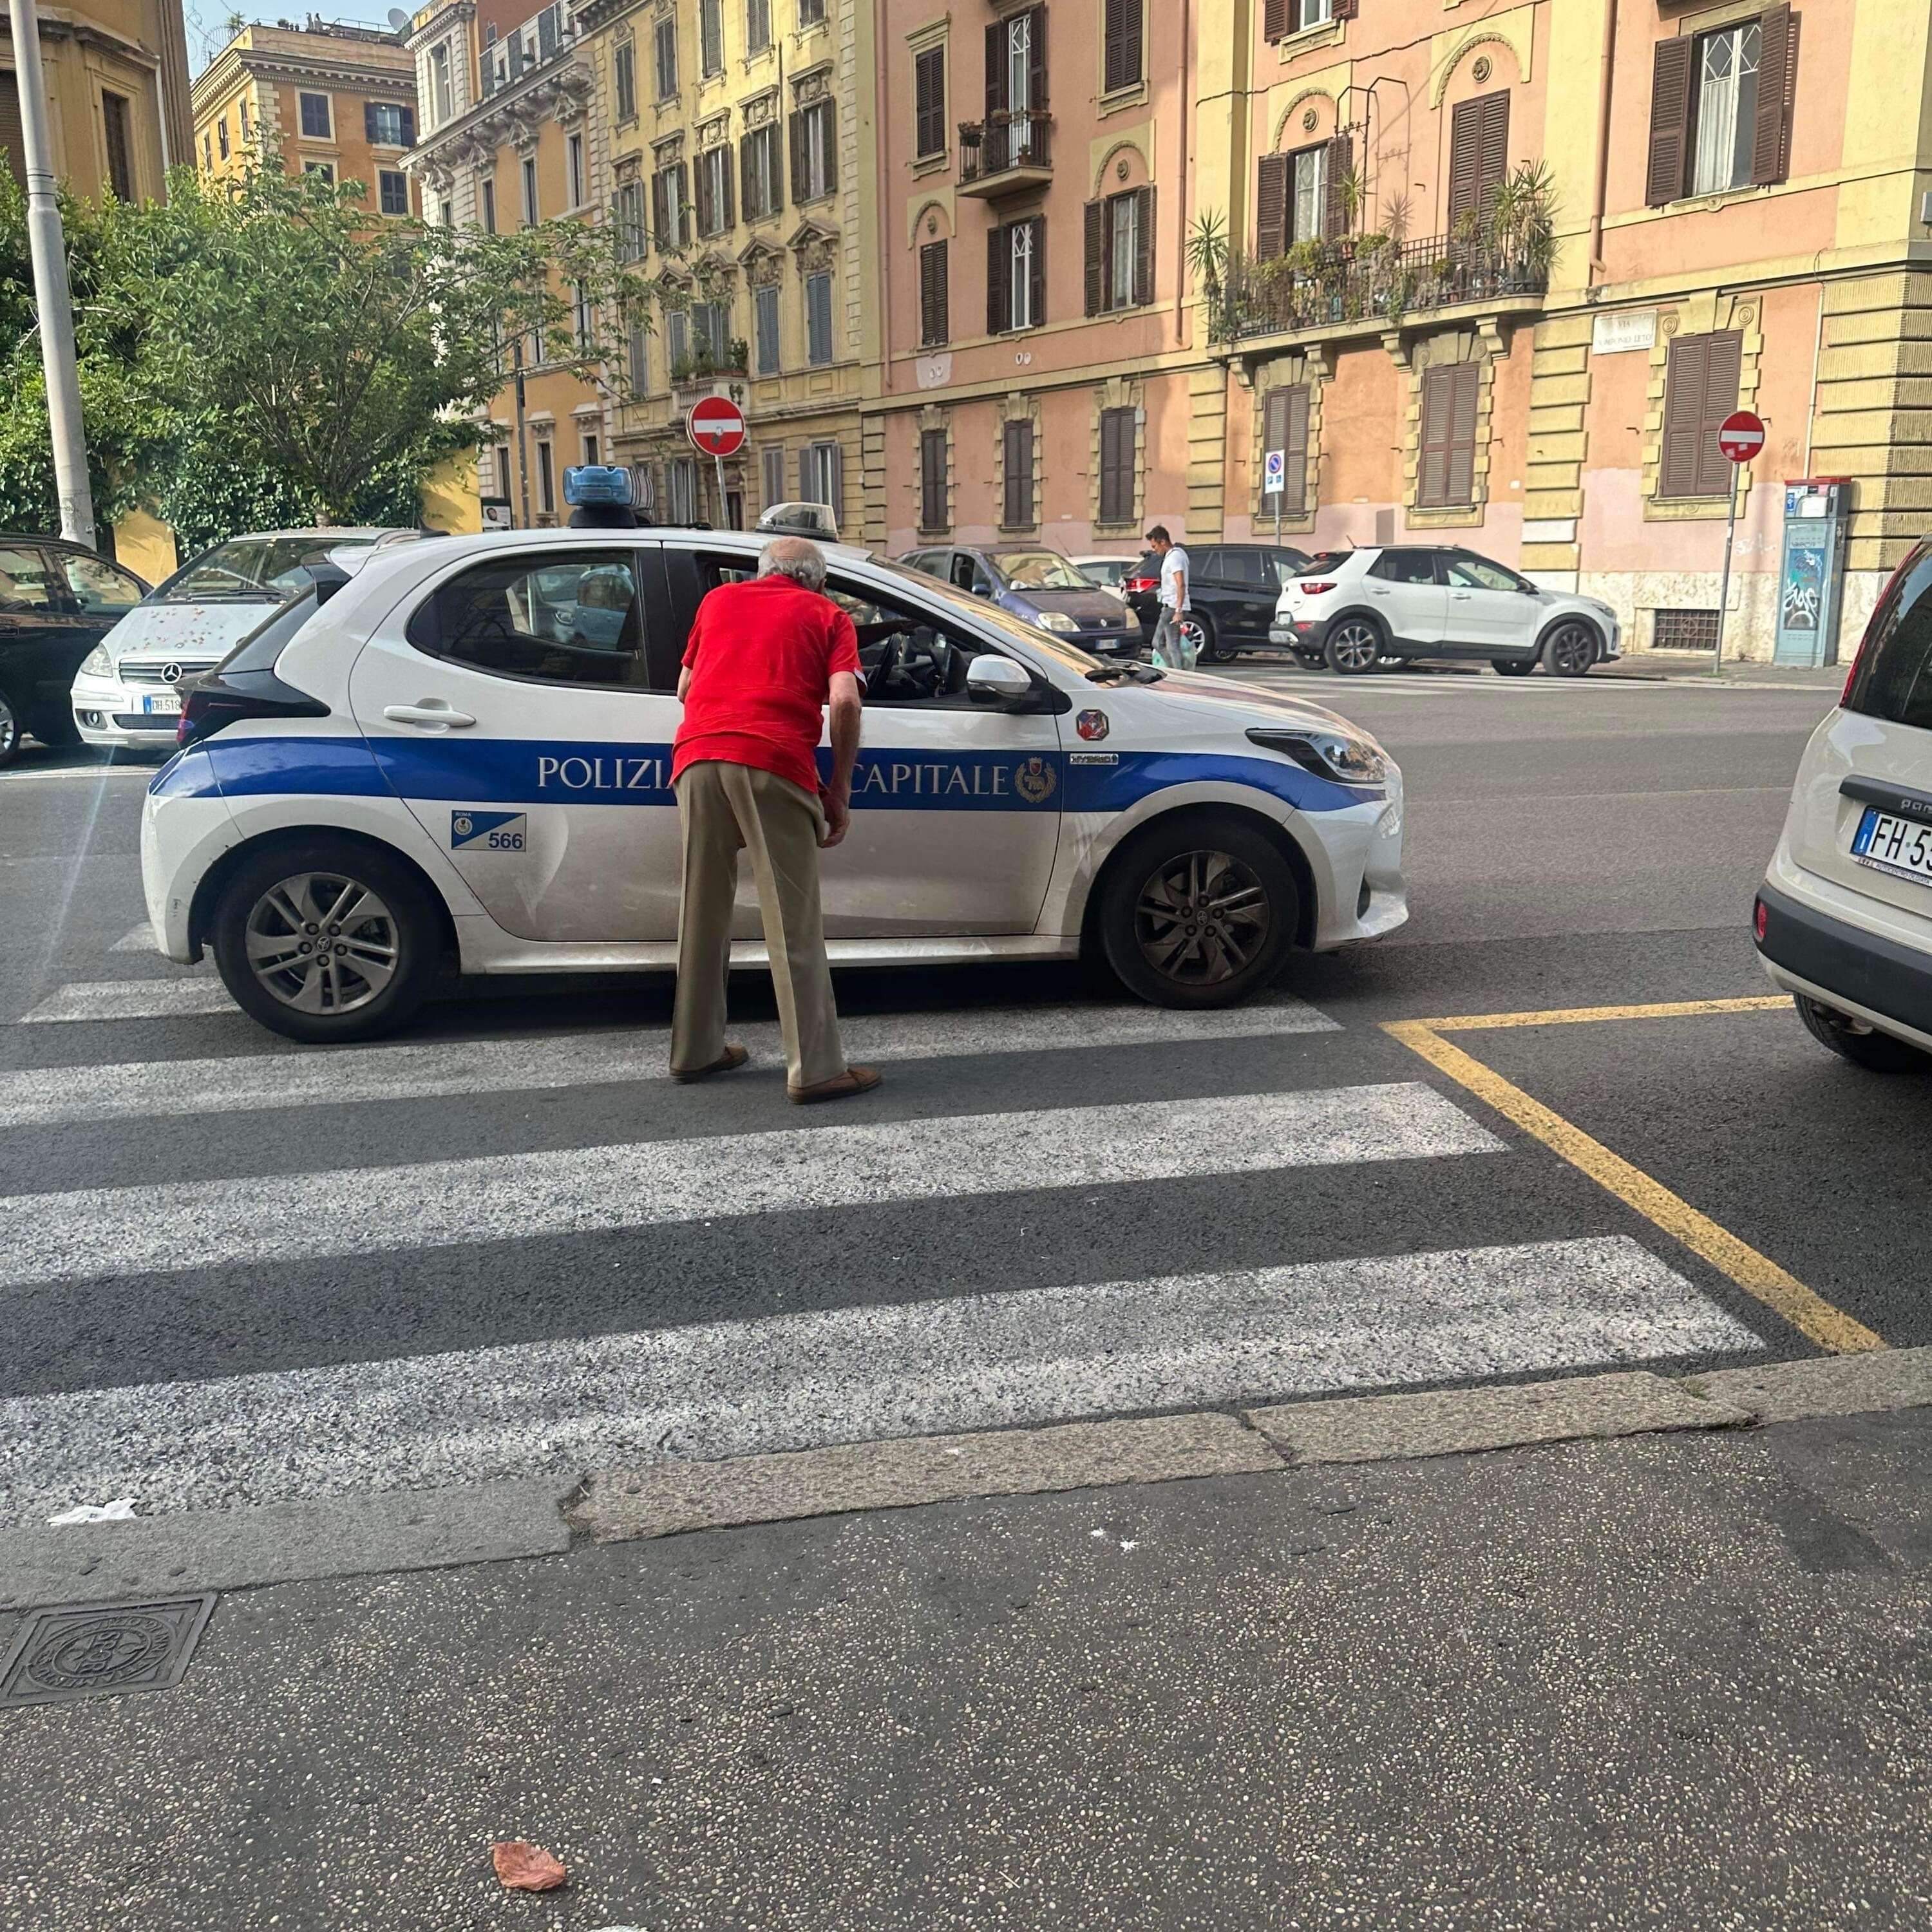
[[965, 654, 1034, 704]]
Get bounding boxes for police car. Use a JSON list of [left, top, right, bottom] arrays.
[[142, 526, 1408, 1042]]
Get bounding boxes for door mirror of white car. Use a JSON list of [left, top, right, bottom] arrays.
[[966, 654, 1034, 703]]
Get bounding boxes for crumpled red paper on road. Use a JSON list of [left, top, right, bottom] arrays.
[[491, 1840, 567, 1891]]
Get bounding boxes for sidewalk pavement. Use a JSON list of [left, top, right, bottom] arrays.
[[5, 1358, 1931, 1931], [1600, 652, 1845, 688]]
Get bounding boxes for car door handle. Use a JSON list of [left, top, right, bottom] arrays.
[[1450, 592, 1473, 600], [1369, 587, 1390, 596], [383, 701, 476, 730]]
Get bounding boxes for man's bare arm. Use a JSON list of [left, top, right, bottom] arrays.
[[677, 665, 693, 703], [820, 670, 862, 848]]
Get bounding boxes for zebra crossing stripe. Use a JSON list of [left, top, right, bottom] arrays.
[[109, 924, 158, 954], [0, 1083, 1501, 1289], [0, 1236, 1761, 1524], [20, 979, 231, 1023], [0, 995, 1339, 1127]]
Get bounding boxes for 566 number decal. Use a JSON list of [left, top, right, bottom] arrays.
[[451, 810, 528, 853]]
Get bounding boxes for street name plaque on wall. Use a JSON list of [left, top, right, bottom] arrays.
[[1591, 310, 1658, 356]]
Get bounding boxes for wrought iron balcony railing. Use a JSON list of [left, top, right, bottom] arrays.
[[958, 109, 1052, 191], [1211, 232, 1548, 345]]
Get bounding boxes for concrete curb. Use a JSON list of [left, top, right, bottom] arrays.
[[6, 1349, 1929, 1609]]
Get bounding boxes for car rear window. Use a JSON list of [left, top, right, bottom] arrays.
[[1844, 545, 1932, 731]]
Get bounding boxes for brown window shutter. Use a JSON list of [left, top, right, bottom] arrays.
[[1028, 216, 1045, 327], [1752, 5, 1797, 187], [1445, 362, 1481, 505], [651, 170, 668, 245], [1133, 185, 1155, 305], [0, 83, 24, 189], [1263, 388, 1289, 475], [1262, 0, 1289, 42], [695, 157, 713, 232], [1256, 152, 1289, 260], [1027, 5, 1046, 109], [1323, 131, 1353, 238], [1004, 419, 1034, 526], [1099, 408, 1126, 522], [1283, 383, 1311, 514], [1333, 0, 1358, 16], [1084, 200, 1105, 316], [915, 48, 944, 157], [1660, 333, 1709, 500], [789, 111, 805, 206], [1104, 0, 1141, 91], [920, 428, 946, 528], [819, 104, 838, 194], [920, 240, 949, 345], [1479, 91, 1510, 211], [985, 21, 1005, 116], [1418, 366, 1453, 509], [1447, 98, 1482, 230], [739, 132, 754, 215], [1696, 330, 1744, 497], [988, 225, 1009, 334], [1645, 37, 1694, 207]]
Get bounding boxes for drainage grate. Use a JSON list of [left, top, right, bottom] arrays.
[[1653, 608, 1721, 651], [0, 1595, 216, 1710]]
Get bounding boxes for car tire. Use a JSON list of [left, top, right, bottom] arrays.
[[1795, 995, 1932, 1074], [1099, 813, 1299, 1010], [211, 836, 444, 1043], [1492, 658, 1537, 677], [27, 705, 80, 748], [1324, 616, 1385, 675], [1541, 620, 1600, 677]]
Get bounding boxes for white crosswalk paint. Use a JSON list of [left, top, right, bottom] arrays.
[[0, 996, 1339, 1128], [109, 923, 158, 953], [0, 1236, 1761, 1522], [0, 1083, 1501, 1288], [20, 978, 232, 1023]]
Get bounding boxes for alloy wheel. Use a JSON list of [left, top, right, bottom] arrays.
[[1134, 848, 1272, 987], [1546, 621, 1597, 676], [244, 870, 401, 1015], [1327, 620, 1380, 673]]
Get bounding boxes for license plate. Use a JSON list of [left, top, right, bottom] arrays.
[[142, 692, 181, 716], [1851, 806, 1932, 884]]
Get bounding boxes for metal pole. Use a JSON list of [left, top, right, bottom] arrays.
[[513, 358, 531, 530], [8, 0, 97, 549], [1712, 459, 1741, 676], [713, 452, 728, 528], [1273, 488, 1282, 548]]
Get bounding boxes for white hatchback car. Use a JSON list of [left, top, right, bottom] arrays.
[[1756, 540, 1932, 1072], [71, 529, 417, 750], [1271, 545, 1623, 677], [142, 527, 1408, 1041]]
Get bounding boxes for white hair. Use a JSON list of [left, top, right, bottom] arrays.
[[758, 535, 828, 591]]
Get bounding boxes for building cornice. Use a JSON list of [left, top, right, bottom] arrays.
[[406, 54, 594, 179]]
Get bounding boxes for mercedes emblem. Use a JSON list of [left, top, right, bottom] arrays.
[[161, 663, 183, 685]]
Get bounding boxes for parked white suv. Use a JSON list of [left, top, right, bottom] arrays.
[[1271, 545, 1622, 677], [1756, 540, 1932, 1072]]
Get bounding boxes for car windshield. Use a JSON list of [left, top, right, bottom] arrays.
[[160, 535, 379, 603], [870, 560, 1104, 674], [989, 550, 1093, 591]]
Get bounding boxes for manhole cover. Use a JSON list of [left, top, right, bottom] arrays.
[[1, 1595, 216, 1710]]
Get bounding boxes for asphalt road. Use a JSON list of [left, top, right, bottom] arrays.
[[10, 663, 1932, 1929], [5, 665, 1921, 1522]]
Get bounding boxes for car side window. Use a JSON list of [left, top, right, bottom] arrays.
[[406, 549, 650, 688], [1267, 549, 1312, 585], [826, 576, 990, 708], [62, 553, 144, 614], [1370, 551, 1437, 586], [1221, 550, 1275, 588], [0, 547, 61, 612], [1444, 553, 1524, 593]]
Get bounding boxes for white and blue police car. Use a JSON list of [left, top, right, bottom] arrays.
[[142, 524, 1408, 1042]]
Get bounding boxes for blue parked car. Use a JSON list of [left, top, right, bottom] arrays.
[[896, 543, 1144, 658]]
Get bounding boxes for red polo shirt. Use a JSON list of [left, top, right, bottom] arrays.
[[672, 574, 862, 799]]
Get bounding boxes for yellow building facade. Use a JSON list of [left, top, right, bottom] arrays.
[[1, 0, 189, 203], [191, 19, 422, 220]]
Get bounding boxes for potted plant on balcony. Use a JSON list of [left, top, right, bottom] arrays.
[[1486, 162, 1557, 290]]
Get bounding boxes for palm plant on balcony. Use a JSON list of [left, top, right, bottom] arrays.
[[1484, 162, 1558, 287]]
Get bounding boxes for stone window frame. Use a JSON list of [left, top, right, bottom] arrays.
[[1641, 296, 1764, 523], [1394, 325, 1503, 530], [1090, 376, 1146, 536], [1249, 350, 1327, 536]]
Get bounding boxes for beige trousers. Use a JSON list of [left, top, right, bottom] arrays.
[[670, 759, 848, 1090]]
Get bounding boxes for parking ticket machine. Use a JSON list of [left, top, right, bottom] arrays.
[[1774, 478, 1850, 667]]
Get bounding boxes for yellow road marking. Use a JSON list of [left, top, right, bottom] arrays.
[[1417, 996, 1792, 1033], [1383, 1010, 1885, 1356]]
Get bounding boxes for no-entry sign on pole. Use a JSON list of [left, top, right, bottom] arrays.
[[1711, 412, 1765, 674], [687, 395, 746, 457], [1718, 410, 1765, 464]]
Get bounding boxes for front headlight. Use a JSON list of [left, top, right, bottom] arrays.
[[1246, 725, 1388, 786], [79, 645, 114, 679], [1035, 611, 1079, 634]]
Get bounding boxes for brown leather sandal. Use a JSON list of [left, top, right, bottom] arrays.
[[787, 1064, 884, 1105], [671, 1043, 750, 1083]]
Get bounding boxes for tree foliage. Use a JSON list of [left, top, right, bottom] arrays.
[[0, 155, 653, 538]]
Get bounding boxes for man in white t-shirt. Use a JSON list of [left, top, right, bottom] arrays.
[[1145, 524, 1194, 670]]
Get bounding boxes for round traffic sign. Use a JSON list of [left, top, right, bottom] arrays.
[[687, 395, 746, 457], [1718, 410, 1765, 464]]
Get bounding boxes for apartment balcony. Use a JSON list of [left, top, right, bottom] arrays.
[[957, 110, 1052, 198], [1211, 232, 1548, 348]]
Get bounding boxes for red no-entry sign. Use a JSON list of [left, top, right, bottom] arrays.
[[1718, 410, 1765, 464], [687, 395, 746, 457]]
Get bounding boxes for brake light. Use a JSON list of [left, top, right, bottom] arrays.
[[1124, 575, 1157, 594], [1754, 897, 1768, 943], [1299, 581, 1337, 596]]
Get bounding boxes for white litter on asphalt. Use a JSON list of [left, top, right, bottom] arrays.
[[46, 1498, 138, 1524]]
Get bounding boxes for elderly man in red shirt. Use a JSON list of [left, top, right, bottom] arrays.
[[668, 535, 882, 1104]]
